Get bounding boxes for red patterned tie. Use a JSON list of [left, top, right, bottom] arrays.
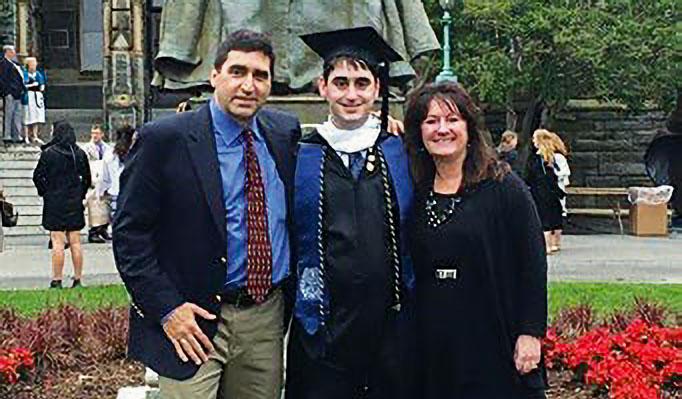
[[243, 128, 273, 303]]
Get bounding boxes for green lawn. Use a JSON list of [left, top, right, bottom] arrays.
[[0, 284, 130, 317], [548, 282, 681, 322], [0, 283, 680, 321]]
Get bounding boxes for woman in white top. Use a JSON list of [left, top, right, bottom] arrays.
[[99, 125, 136, 221], [23, 57, 46, 144], [548, 132, 570, 252]]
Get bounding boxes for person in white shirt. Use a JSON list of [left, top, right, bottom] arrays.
[[548, 132, 570, 252], [82, 124, 113, 242], [22, 57, 47, 144], [99, 125, 135, 223]]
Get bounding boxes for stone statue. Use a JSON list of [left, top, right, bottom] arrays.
[[153, 0, 440, 93]]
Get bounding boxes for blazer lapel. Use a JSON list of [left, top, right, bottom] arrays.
[[186, 105, 227, 244]]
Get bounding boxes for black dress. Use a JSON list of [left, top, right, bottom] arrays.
[[410, 174, 547, 399], [525, 154, 564, 231], [286, 132, 415, 399], [33, 144, 91, 231]]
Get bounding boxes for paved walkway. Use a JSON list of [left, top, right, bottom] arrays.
[[0, 242, 120, 290], [547, 234, 682, 284], [0, 234, 680, 290]]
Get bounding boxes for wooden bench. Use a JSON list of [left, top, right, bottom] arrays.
[[566, 187, 630, 234], [566, 187, 672, 234], [566, 187, 629, 196]]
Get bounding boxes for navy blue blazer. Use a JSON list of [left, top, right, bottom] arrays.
[[113, 104, 300, 380], [0, 58, 25, 99]]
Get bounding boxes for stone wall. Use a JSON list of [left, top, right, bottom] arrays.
[[0, 1, 16, 45], [485, 102, 667, 188], [552, 104, 667, 188]]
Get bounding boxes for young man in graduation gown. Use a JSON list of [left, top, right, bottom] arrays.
[[286, 27, 416, 399]]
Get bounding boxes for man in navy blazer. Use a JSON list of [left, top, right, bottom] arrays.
[[113, 30, 300, 399]]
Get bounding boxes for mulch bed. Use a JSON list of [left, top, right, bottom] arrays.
[[1, 361, 144, 399], [1, 362, 605, 399], [546, 369, 605, 399]]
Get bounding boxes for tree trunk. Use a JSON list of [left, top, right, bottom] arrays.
[[517, 95, 546, 178], [667, 88, 682, 134]]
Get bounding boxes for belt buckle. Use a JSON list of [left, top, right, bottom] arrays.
[[234, 289, 251, 308], [435, 269, 457, 280]]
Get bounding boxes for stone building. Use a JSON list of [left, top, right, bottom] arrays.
[[0, 0, 104, 106], [1, 0, 152, 131], [0, 1, 669, 192]]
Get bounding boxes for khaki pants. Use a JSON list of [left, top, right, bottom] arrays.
[[159, 289, 285, 399]]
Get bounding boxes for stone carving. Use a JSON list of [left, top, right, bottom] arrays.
[[153, 0, 440, 92], [104, 0, 146, 130], [0, 1, 16, 46]]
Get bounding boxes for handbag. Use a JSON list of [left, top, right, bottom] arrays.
[[1, 200, 19, 227]]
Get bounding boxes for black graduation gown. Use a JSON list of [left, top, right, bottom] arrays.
[[525, 154, 564, 231], [286, 131, 415, 399]]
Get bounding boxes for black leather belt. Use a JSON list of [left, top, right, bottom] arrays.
[[221, 285, 280, 308]]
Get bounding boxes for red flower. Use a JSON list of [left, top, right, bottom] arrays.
[[544, 317, 681, 399], [0, 347, 35, 385]]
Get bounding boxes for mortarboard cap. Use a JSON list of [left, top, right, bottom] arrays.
[[300, 26, 403, 68], [300, 26, 403, 132]]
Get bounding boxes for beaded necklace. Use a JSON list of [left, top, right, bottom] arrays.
[[425, 190, 463, 229]]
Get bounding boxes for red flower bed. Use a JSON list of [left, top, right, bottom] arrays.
[[0, 305, 129, 388], [545, 316, 681, 399], [0, 347, 35, 384]]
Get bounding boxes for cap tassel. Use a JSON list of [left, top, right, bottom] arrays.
[[379, 62, 390, 132]]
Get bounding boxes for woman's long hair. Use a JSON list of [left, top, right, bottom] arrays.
[[404, 82, 508, 191], [113, 125, 136, 158], [533, 129, 568, 163], [42, 120, 76, 151]]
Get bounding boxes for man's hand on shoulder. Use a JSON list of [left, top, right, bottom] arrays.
[[162, 303, 217, 365]]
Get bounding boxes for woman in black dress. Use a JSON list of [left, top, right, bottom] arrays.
[[33, 121, 91, 288], [525, 129, 565, 254], [404, 83, 548, 399]]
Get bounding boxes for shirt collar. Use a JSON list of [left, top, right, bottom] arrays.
[[209, 97, 260, 146]]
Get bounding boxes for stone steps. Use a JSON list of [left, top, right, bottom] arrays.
[[6, 195, 42, 206], [2, 186, 39, 197], [0, 160, 38, 169], [1, 178, 36, 187], [0, 168, 34, 178]]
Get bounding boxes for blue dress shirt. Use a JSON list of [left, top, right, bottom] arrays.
[[209, 99, 290, 291]]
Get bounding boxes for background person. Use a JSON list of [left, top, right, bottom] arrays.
[[2, 45, 25, 144], [404, 82, 548, 399], [83, 123, 112, 243], [22, 57, 46, 144], [526, 129, 566, 254], [497, 130, 521, 175], [0, 182, 4, 252], [549, 131, 570, 251], [99, 125, 135, 223], [33, 121, 91, 289]]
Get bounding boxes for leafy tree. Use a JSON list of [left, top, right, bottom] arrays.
[[422, 0, 680, 160]]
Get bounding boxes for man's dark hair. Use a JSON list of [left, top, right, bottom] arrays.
[[213, 30, 275, 79], [322, 55, 379, 82]]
